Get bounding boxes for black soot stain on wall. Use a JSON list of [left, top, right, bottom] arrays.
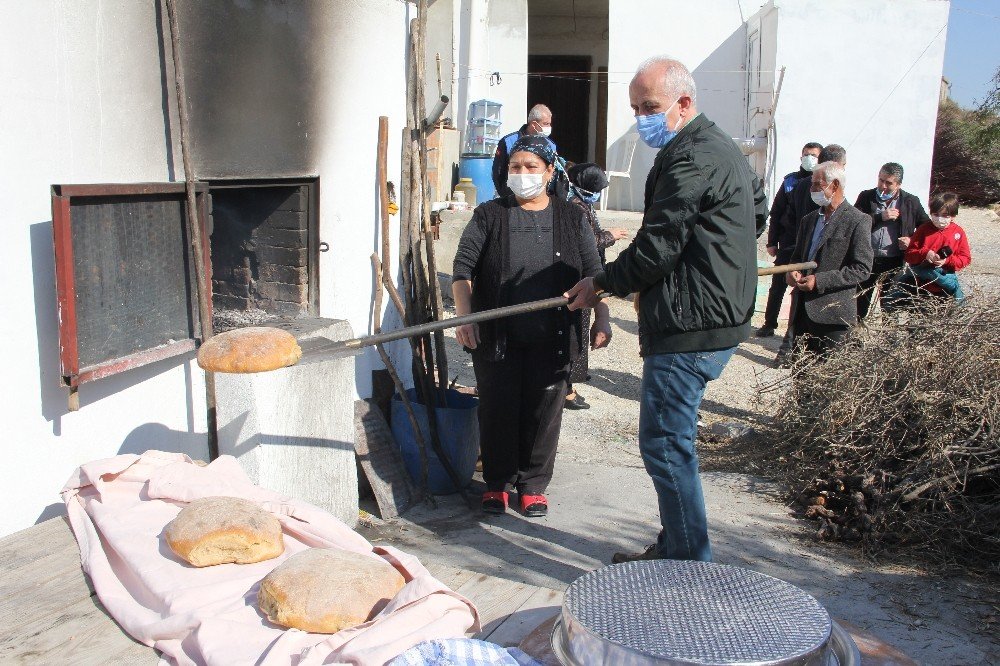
[[176, 0, 324, 178]]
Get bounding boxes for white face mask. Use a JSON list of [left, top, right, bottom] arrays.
[[507, 173, 546, 199], [538, 125, 552, 137], [810, 186, 832, 207], [931, 215, 952, 229], [801, 154, 819, 172]]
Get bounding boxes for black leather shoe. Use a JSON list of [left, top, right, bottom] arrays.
[[755, 325, 776, 337], [611, 544, 662, 564], [564, 394, 590, 410]]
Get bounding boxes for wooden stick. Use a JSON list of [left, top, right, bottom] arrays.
[[371, 255, 430, 506], [382, 263, 473, 509], [165, 0, 218, 460]]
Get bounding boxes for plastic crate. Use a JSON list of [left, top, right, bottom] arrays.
[[469, 99, 502, 123], [464, 135, 499, 156], [468, 119, 503, 141]]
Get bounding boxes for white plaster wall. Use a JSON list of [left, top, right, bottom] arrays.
[[771, 0, 949, 207], [312, 0, 411, 399], [529, 15, 609, 164], [0, 0, 207, 537], [426, 0, 456, 121], [607, 0, 754, 210], [0, 0, 412, 537], [486, 0, 529, 140]]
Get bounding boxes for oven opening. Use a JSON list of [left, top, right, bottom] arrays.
[[208, 178, 319, 332]]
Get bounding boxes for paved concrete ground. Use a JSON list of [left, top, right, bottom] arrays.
[[372, 207, 1000, 665]]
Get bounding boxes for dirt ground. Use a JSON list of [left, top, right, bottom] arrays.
[[367, 207, 1000, 665]]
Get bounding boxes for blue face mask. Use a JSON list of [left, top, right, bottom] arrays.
[[636, 99, 681, 148], [877, 188, 894, 201]]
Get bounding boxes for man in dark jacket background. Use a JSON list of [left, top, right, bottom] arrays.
[[757, 141, 823, 337], [565, 56, 766, 564], [853, 162, 930, 319]]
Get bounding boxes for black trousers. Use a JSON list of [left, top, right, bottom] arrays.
[[763, 249, 795, 328], [473, 343, 569, 495], [857, 256, 904, 320], [793, 303, 850, 356]]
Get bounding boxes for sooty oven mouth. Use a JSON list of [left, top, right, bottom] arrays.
[[208, 178, 320, 333]]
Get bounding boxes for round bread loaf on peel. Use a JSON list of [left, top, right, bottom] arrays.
[[197, 326, 301, 373], [165, 496, 284, 567], [258, 548, 406, 633]]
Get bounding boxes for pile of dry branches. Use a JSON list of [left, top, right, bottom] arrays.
[[763, 294, 1000, 573]]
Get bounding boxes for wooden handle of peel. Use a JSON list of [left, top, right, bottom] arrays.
[[757, 261, 818, 276]]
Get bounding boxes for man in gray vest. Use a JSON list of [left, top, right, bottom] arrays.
[[565, 56, 766, 563]]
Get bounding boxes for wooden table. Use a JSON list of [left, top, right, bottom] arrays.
[[0, 518, 562, 664]]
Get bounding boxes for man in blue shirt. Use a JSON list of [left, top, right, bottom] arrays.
[[492, 104, 557, 198]]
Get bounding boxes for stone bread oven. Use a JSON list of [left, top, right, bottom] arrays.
[[206, 178, 358, 526]]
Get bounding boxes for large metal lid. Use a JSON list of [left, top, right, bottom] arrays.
[[557, 560, 833, 666]]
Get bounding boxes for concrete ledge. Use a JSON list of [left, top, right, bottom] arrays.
[[215, 317, 359, 526]]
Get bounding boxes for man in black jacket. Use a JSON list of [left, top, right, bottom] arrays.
[[787, 161, 873, 354], [853, 162, 930, 319], [757, 141, 822, 337], [565, 56, 766, 563]]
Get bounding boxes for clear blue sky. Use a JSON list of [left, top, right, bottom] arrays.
[[943, 0, 1000, 109]]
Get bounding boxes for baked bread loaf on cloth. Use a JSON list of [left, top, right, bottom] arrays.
[[165, 496, 284, 566], [197, 326, 301, 373], [258, 548, 407, 633]]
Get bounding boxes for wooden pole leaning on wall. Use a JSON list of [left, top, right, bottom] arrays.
[[370, 255, 430, 507], [410, 8, 471, 507], [165, 0, 218, 461], [377, 116, 430, 500], [416, 1, 449, 404]]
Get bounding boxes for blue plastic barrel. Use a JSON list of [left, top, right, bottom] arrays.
[[390, 388, 479, 495], [459, 154, 495, 203]]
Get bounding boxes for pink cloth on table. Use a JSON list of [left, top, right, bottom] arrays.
[[61, 450, 479, 665]]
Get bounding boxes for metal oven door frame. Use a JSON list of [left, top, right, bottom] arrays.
[[51, 182, 212, 388]]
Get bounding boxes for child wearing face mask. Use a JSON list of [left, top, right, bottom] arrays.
[[889, 192, 971, 305]]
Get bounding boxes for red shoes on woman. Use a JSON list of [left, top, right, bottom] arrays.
[[519, 494, 548, 517], [481, 491, 548, 517]]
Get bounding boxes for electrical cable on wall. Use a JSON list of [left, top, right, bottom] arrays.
[[846, 23, 948, 148]]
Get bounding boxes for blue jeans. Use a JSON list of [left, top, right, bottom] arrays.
[[639, 348, 735, 561], [884, 266, 964, 311]]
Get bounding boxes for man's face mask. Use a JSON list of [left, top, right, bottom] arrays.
[[800, 154, 819, 172], [636, 97, 682, 148], [810, 183, 833, 207]]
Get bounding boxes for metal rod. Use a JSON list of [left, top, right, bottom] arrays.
[[342, 296, 572, 352], [165, 0, 218, 461], [340, 260, 818, 354]]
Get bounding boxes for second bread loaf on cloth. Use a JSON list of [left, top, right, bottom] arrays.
[[61, 451, 479, 665], [259, 548, 406, 633]]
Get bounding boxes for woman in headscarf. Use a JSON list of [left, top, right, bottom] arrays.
[[562, 163, 630, 410], [452, 135, 612, 517]]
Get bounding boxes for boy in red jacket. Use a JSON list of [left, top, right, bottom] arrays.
[[887, 192, 971, 306]]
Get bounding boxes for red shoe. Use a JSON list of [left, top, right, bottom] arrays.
[[482, 491, 509, 514], [519, 493, 548, 517]]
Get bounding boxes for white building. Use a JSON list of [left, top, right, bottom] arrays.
[[0, 0, 949, 537]]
